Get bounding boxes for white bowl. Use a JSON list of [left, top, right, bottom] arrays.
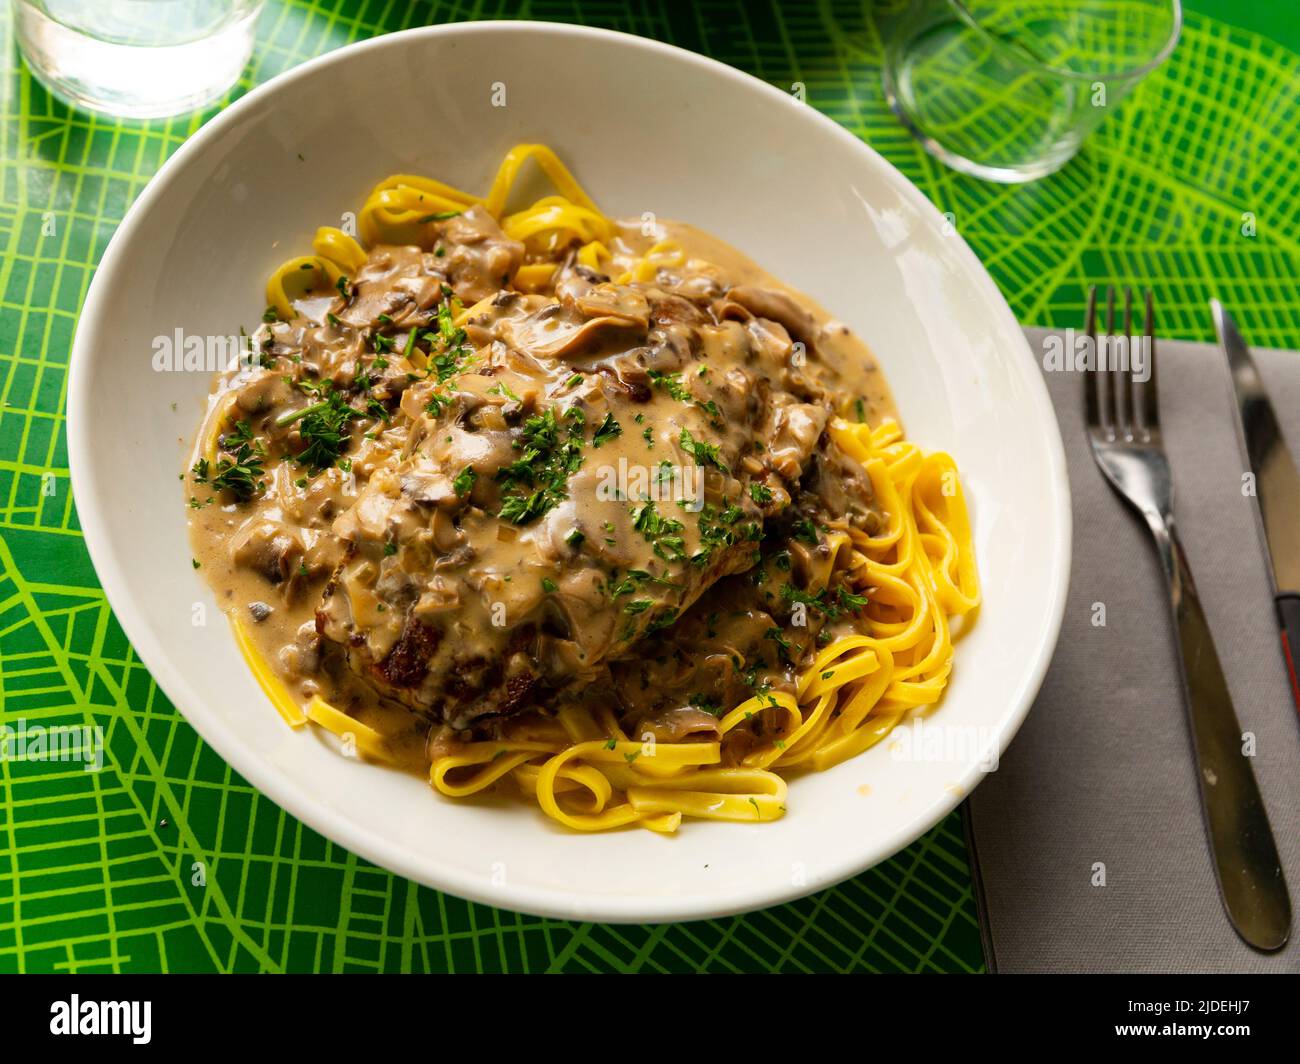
[[68, 21, 1070, 922]]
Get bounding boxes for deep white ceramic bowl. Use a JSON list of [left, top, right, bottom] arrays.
[[68, 21, 1070, 922]]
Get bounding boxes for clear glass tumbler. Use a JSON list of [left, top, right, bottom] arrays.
[[882, 0, 1182, 183], [12, 0, 265, 120]]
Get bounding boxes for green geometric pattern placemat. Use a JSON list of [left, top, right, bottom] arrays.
[[1, 0, 1296, 973]]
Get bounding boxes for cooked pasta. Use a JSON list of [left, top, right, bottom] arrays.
[[187, 144, 979, 833]]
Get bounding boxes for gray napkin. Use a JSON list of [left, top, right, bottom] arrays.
[[967, 327, 1300, 974]]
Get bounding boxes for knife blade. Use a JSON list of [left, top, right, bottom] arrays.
[[1212, 299, 1300, 717]]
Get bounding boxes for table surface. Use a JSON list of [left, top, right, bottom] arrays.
[[1, 0, 1297, 974]]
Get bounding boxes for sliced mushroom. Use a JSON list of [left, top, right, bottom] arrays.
[[336, 245, 433, 328], [229, 518, 304, 585], [442, 205, 525, 303], [400, 471, 457, 506], [504, 308, 645, 360], [727, 284, 817, 348], [637, 706, 723, 743], [563, 280, 651, 326]]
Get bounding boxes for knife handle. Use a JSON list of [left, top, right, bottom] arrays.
[[1154, 517, 1291, 950], [1278, 593, 1300, 719]]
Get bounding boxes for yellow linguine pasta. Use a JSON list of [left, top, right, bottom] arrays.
[[419, 418, 977, 831], [246, 145, 980, 833]]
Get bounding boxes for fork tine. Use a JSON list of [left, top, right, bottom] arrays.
[[1119, 287, 1136, 439], [1140, 289, 1159, 431], [1084, 286, 1100, 429], [1103, 286, 1119, 438]]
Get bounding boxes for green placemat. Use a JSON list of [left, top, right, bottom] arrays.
[[1, 0, 1296, 974]]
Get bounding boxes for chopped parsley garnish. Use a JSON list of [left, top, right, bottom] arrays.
[[399, 327, 418, 361], [293, 389, 361, 473], [836, 585, 870, 611], [781, 582, 837, 620], [690, 503, 745, 567], [210, 421, 265, 500], [647, 607, 679, 632], [689, 693, 723, 716], [648, 369, 691, 402], [679, 427, 728, 472], [541, 577, 557, 594], [498, 492, 548, 525], [591, 413, 622, 448], [779, 582, 870, 621], [495, 409, 584, 525], [791, 518, 820, 545], [764, 626, 794, 663], [428, 303, 475, 382], [419, 210, 462, 222], [609, 570, 650, 598], [452, 465, 477, 497], [564, 528, 585, 547], [648, 370, 722, 423], [631, 502, 686, 563], [750, 483, 774, 504]]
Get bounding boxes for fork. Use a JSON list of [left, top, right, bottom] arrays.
[[1084, 286, 1290, 951]]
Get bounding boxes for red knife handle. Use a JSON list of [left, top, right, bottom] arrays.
[[1279, 593, 1300, 720]]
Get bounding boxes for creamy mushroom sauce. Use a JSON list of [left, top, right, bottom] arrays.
[[187, 211, 895, 771]]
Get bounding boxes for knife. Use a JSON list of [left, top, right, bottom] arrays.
[[1212, 300, 1300, 718]]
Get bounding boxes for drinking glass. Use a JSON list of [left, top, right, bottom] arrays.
[[882, 0, 1182, 183], [13, 0, 265, 120]]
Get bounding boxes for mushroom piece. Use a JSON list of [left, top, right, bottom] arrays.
[[229, 518, 305, 586], [336, 245, 433, 329], [767, 401, 829, 479], [726, 284, 817, 348], [569, 282, 651, 327], [504, 310, 646, 360], [441, 205, 525, 303], [399, 470, 458, 507], [710, 297, 754, 324], [231, 369, 296, 418], [636, 706, 723, 744]]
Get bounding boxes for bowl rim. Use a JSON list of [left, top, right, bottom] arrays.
[[67, 19, 1072, 923]]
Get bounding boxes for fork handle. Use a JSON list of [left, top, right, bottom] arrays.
[[1150, 515, 1291, 950]]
